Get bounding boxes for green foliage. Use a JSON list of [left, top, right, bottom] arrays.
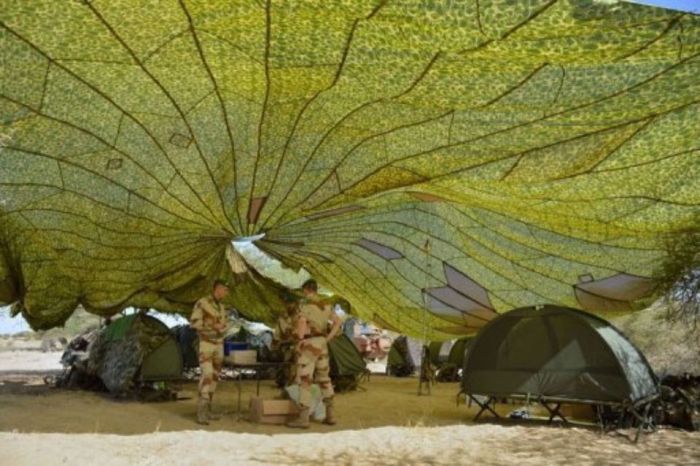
[[657, 219, 700, 328]]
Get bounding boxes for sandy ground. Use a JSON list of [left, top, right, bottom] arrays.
[[2, 424, 699, 466], [0, 372, 474, 435], [0, 350, 63, 372], [1, 351, 699, 465]]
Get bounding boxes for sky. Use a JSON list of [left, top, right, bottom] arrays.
[[0, 307, 31, 335], [628, 0, 700, 13], [0, 305, 191, 335]]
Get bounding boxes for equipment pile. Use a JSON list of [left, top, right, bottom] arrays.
[[654, 373, 700, 431]]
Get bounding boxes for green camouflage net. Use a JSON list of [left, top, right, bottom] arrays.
[[1, 0, 699, 339]]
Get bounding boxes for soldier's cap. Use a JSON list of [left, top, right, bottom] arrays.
[[301, 279, 318, 290], [213, 278, 230, 288]]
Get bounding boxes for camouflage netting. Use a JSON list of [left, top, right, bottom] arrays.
[[1, 1, 699, 339]]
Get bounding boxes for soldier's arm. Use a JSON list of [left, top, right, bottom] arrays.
[[295, 314, 308, 341], [190, 302, 204, 332]]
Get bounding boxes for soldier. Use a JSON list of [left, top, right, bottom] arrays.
[[272, 292, 299, 387], [287, 279, 341, 429], [190, 279, 230, 425]]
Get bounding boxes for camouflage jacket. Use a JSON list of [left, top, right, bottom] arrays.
[[296, 297, 333, 338], [190, 295, 227, 343]]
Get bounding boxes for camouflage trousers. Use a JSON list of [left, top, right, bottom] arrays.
[[295, 336, 334, 407], [198, 339, 223, 398]]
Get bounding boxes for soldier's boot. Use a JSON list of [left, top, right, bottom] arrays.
[[286, 406, 311, 429], [207, 393, 221, 421], [323, 398, 337, 425], [196, 398, 209, 425]]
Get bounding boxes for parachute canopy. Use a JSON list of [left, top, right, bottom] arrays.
[[1, 1, 699, 338]]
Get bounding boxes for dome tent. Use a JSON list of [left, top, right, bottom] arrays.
[[432, 336, 474, 382], [428, 340, 455, 367], [447, 337, 474, 370], [387, 336, 423, 377], [461, 305, 658, 424], [88, 313, 183, 395]]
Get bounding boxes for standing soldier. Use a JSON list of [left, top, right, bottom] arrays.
[[287, 279, 341, 428], [190, 279, 229, 425]]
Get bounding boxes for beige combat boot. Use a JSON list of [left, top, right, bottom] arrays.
[[323, 398, 337, 425], [196, 398, 209, 425], [286, 406, 310, 429], [207, 393, 221, 421]]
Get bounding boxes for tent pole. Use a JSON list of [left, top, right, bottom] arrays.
[[418, 239, 432, 396]]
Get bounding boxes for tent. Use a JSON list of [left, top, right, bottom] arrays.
[[428, 340, 455, 367], [447, 337, 474, 369], [88, 313, 183, 395], [387, 336, 424, 377], [2, 1, 696, 339], [432, 336, 474, 382], [329, 334, 369, 391], [461, 305, 659, 422]]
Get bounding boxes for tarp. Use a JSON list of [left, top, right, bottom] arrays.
[[2, 1, 699, 338], [461, 305, 659, 403]]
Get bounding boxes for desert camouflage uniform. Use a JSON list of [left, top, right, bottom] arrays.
[[273, 309, 298, 386], [294, 298, 334, 407], [190, 295, 226, 398]]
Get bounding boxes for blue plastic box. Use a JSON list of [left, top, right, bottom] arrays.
[[224, 341, 249, 355]]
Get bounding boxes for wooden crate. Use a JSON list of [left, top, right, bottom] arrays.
[[248, 397, 299, 424]]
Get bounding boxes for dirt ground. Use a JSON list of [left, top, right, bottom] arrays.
[[1, 358, 699, 465], [0, 371, 482, 434]]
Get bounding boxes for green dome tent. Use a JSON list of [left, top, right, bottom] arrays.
[[447, 337, 474, 369], [2, 1, 698, 338], [461, 305, 658, 408], [88, 313, 183, 395], [428, 340, 455, 367], [433, 336, 474, 382], [387, 336, 423, 377]]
